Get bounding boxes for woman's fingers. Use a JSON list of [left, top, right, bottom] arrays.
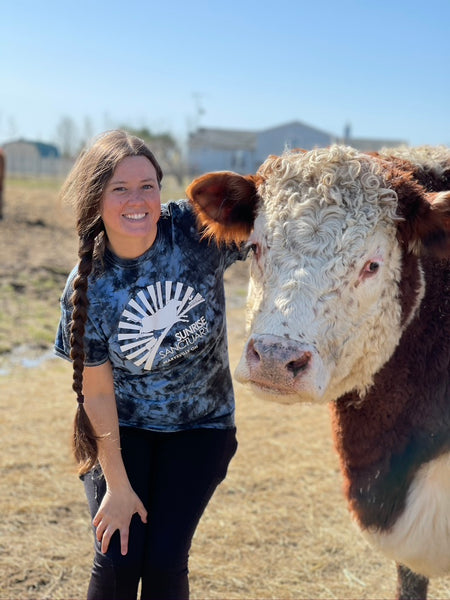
[[94, 517, 105, 541], [137, 501, 148, 524], [92, 511, 101, 528], [119, 527, 130, 556], [91, 490, 147, 555], [92, 512, 113, 552]]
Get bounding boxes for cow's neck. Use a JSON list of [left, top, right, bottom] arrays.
[[329, 256, 450, 530]]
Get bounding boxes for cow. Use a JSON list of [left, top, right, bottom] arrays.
[[186, 145, 450, 600], [0, 148, 5, 220]]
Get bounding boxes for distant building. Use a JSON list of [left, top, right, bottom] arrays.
[[256, 121, 335, 164], [188, 127, 257, 174], [340, 124, 405, 152], [342, 137, 406, 152], [1, 139, 73, 177], [188, 121, 407, 175]]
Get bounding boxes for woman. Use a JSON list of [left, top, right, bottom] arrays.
[[55, 130, 247, 600]]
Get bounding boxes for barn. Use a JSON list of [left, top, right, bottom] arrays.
[[1, 139, 70, 177]]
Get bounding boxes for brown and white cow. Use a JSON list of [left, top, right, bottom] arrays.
[[186, 145, 450, 600]]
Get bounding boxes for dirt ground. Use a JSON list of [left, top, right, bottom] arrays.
[[0, 178, 76, 359], [1, 179, 449, 599]]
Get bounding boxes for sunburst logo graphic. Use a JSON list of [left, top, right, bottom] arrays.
[[118, 281, 205, 370]]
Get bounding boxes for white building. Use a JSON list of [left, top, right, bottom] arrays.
[[188, 121, 406, 175]]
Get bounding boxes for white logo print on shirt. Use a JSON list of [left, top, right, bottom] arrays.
[[118, 281, 206, 370]]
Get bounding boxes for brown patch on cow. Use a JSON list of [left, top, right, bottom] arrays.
[[369, 151, 450, 193], [381, 163, 450, 259], [398, 248, 423, 328], [412, 167, 450, 193], [330, 255, 450, 532], [400, 155, 450, 194], [429, 191, 450, 238]]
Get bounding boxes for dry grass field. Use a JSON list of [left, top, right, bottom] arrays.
[[1, 178, 449, 599]]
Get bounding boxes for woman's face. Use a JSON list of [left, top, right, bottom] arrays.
[[101, 155, 161, 258]]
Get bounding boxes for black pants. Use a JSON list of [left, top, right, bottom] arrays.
[[82, 426, 237, 600]]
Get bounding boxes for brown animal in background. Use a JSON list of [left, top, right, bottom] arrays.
[[0, 149, 5, 220], [187, 145, 450, 600]]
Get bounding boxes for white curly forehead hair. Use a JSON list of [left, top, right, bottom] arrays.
[[255, 145, 399, 231]]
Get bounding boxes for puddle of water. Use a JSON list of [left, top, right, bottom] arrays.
[[0, 346, 57, 376]]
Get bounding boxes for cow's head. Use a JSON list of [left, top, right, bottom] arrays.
[[187, 146, 450, 404]]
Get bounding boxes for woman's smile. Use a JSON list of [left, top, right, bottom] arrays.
[[101, 155, 162, 258], [122, 212, 148, 221]]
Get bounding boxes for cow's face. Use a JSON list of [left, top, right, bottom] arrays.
[[187, 146, 450, 405], [237, 149, 408, 404]]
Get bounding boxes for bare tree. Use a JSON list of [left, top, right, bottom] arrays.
[[79, 116, 95, 150], [121, 126, 186, 185], [55, 116, 79, 158]]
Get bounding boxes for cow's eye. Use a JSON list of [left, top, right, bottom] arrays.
[[249, 243, 260, 259], [363, 261, 380, 277]]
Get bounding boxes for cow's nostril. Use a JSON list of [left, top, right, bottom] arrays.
[[286, 352, 311, 377], [247, 339, 261, 364]]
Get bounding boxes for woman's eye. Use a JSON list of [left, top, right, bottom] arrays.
[[143, 184, 154, 190]]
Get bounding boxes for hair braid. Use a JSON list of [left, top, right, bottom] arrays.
[[70, 230, 101, 475], [58, 129, 164, 474]]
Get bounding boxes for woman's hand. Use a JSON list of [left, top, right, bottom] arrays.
[[92, 484, 148, 555], [82, 364, 147, 555]]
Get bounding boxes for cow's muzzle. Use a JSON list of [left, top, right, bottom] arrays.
[[236, 333, 316, 396]]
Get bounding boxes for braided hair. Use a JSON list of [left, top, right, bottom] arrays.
[[59, 130, 163, 474]]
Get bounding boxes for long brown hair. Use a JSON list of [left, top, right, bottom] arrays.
[[59, 130, 163, 474]]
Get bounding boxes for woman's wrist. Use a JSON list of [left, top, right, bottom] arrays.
[[98, 448, 131, 491]]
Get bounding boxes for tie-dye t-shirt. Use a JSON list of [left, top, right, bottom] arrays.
[[55, 199, 247, 432]]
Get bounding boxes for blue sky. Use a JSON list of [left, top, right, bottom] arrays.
[[1, 0, 449, 151]]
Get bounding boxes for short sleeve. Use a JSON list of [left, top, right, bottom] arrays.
[[54, 299, 72, 362], [54, 271, 109, 366]]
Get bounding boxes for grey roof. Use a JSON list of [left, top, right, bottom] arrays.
[[189, 121, 408, 155], [260, 120, 334, 138], [189, 127, 257, 151], [344, 138, 407, 152]]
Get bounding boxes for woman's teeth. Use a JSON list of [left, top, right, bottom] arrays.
[[124, 213, 146, 220]]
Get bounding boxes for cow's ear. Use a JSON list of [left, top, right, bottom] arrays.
[[395, 178, 450, 258], [186, 171, 260, 243], [382, 162, 450, 258], [421, 191, 450, 257]]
